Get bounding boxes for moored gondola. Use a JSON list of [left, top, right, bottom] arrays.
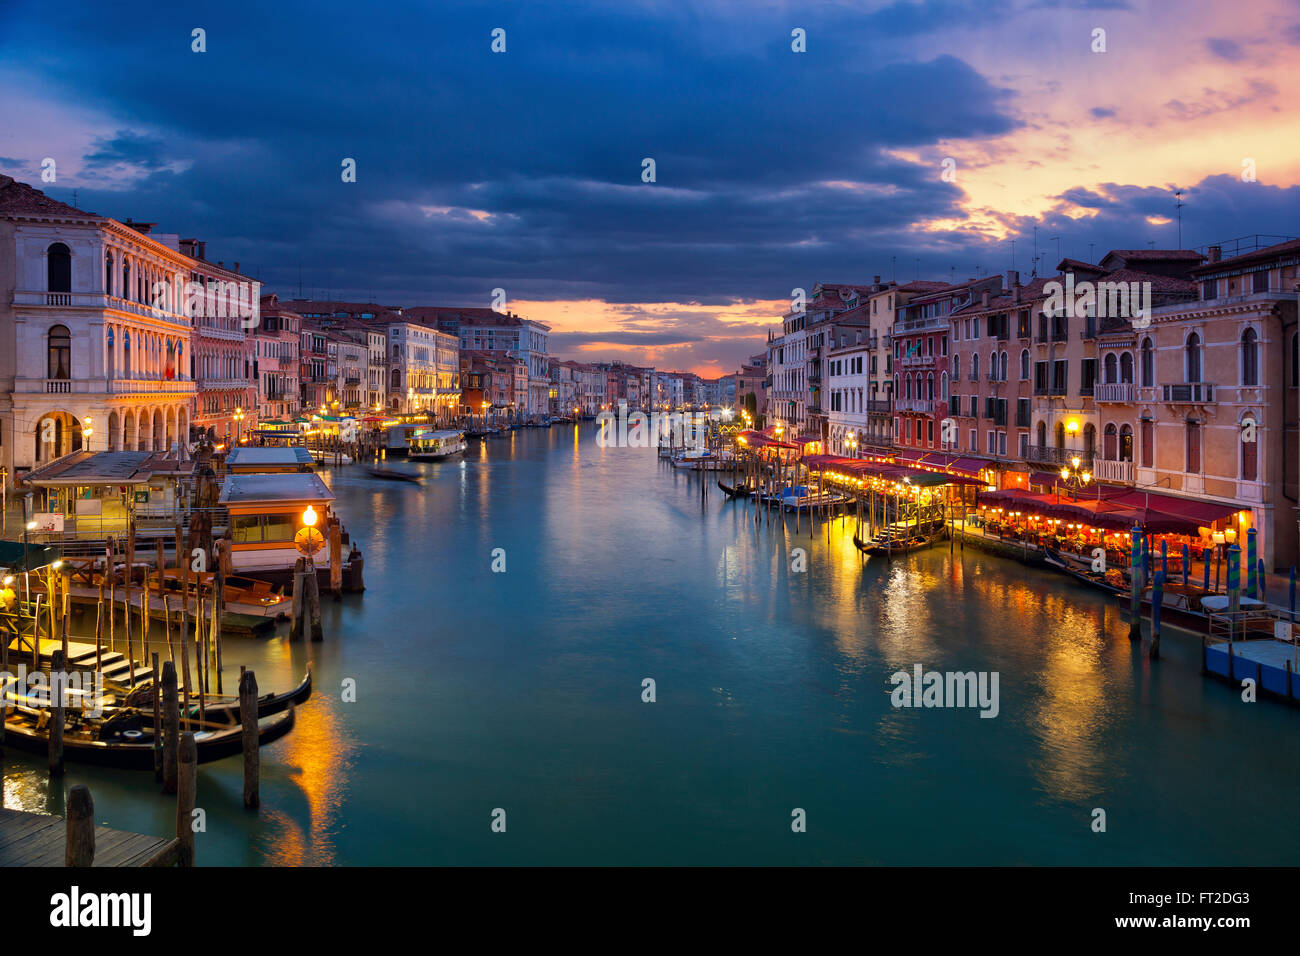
[[0, 693, 297, 771], [716, 479, 753, 498]]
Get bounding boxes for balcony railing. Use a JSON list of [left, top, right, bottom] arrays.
[[1095, 383, 1136, 403], [1162, 383, 1215, 403], [1093, 459, 1135, 484], [1026, 445, 1094, 466], [109, 379, 197, 395], [865, 399, 893, 413], [899, 354, 936, 368], [45, 378, 71, 393], [896, 398, 935, 414], [14, 291, 194, 326]]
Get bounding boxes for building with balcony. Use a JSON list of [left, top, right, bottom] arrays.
[[254, 295, 301, 422], [1093, 237, 1300, 568], [0, 176, 197, 480], [183, 241, 257, 446]]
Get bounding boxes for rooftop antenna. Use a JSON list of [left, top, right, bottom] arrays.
[[1050, 236, 1061, 267], [891, 256, 897, 282], [1032, 225, 1038, 274], [1089, 243, 1095, 263], [72, 189, 78, 208], [298, 264, 303, 298], [1174, 189, 1185, 248]]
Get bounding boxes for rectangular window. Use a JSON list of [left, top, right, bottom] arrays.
[[1186, 421, 1201, 473], [927, 420, 934, 445], [1202, 279, 1216, 300], [998, 431, 1007, 456], [987, 430, 995, 454], [1016, 398, 1031, 428], [1253, 270, 1269, 293], [1051, 360, 1067, 394], [1035, 361, 1049, 392], [969, 428, 977, 451], [231, 515, 262, 544], [1019, 433, 1029, 458], [1080, 359, 1097, 395]]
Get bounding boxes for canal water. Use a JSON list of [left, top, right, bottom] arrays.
[[6, 425, 1299, 864]]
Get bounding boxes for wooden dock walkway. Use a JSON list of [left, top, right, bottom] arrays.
[[0, 807, 172, 867]]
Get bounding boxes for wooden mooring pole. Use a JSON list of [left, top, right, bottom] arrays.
[[176, 732, 196, 867], [161, 660, 179, 794], [240, 668, 259, 809], [65, 784, 94, 867], [49, 648, 65, 776]]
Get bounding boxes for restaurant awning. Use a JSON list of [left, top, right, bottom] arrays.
[[1106, 490, 1240, 525]]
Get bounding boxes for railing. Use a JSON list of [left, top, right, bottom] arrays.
[[1026, 445, 1094, 466], [1095, 383, 1135, 403], [15, 291, 193, 326], [1093, 459, 1135, 484], [1162, 383, 1215, 403], [197, 378, 248, 389], [46, 378, 71, 393], [110, 379, 197, 395], [865, 399, 893, 413], [900, 354, 936, 368], [895, 398, 935, 414]]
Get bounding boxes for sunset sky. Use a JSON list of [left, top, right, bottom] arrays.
[[2, 0, 1298, 376]]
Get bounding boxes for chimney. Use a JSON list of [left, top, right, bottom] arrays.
[[1208, 246, 1221, 263], [233, 261, 240, 273], [873, 275, 881, 284], [218, 261, 224, 269]]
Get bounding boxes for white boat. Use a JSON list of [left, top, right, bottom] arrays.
[[408, 429, 467, 460]]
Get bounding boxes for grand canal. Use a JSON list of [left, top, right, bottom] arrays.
[[5, 424, 1299, 864]]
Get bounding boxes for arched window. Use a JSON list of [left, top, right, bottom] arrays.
[[104, 251, 113, 294], [1020, 349, 1029, 380], [1104, 423, 1118, 460], [1083, 423, 1096, 458], [47, 243, 71, 293], [971, 353, 980, 381], [953, 354, 961, 381], [391, 368, 402, 389], [1119, 424, 1133, 462], [1241, 328, 1259, 386], [1141, 337, 1154, 386], [999, 351, 1008, 381], [1241, 415, 1258, 481], [1186, 332, 1202, 382], [940, 372, 948, 401], [123, 330, 131, 375], [1120, 351, 1133, 384], [122, 260, 131, 301], [47, 324, 71, 379], [989, 350, 997, 381], [926, 372, 934, 400], [1140, 418, 1153, 467], [1037, 421, 1047, 448], [1055, 422, 1066, 450], [1104, 353, 1117, 384]]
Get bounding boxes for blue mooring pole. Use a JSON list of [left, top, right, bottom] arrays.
[[1150, 570, 1164, 660]]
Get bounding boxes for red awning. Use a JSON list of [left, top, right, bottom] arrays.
[[1106, 490, 1240, 525], [948, 457, 990, 476]]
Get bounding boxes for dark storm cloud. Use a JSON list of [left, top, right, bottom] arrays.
[[2, 0, 1295, 373], [1205, 37, 1246, 61]]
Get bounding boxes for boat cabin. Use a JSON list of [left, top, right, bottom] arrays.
[[217, 473, 335, 572], [225, 446, 316, 475]]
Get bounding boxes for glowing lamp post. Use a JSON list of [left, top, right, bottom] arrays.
[[295, 504, 324, 568]]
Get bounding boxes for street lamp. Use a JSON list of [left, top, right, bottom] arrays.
[[82, 416, 93, 450], [845, 432, 858, 458], [234, 406, 245, 444], [1059, 456, 1091, 500]]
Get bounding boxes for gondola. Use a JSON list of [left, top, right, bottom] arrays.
[[852, 523, 947, 556], [120, 667, 313, 724], [10, 668, 312, 729], [716, 479, 753, 499], [0, 696, 297, 771], [368, 466, 422, 483]]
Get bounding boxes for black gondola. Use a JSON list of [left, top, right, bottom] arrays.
[[368, 467, 422, 483], [0, 702, 297, 771], [716, 479, 753, 498]]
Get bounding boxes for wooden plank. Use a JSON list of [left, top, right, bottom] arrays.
[[0, 807, 169, 867]]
